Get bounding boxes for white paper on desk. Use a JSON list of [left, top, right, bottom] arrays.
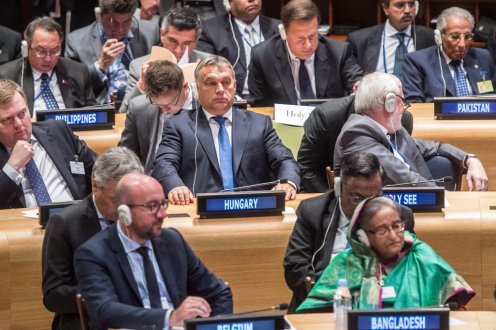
[[274, 104, 315, 126], [22, 210, 38, 219], [449, 316, 465, 326]]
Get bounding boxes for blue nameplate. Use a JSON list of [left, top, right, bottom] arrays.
[[382, 187, 444, 213], [434, 96, 496, 119], [348, 308, 449, 330], [185, 313, 285, 330], [36, 106, 115, 130], [196, 191, 285, 219]]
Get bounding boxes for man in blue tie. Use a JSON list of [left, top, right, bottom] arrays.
[[152, 55, 300, 205]]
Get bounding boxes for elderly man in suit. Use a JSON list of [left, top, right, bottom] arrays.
[[153, 55, 300, 204], [0, 79, 96, 209], [334, 71, 488, 191], [42, 147, 143, 330], [65, 0, 159, 104], [120, 7, 209, 112], [0, 25, 22, 65], [347, 0, 435, 77], [196, 0, 280, 99], [0, 17, 96, 118], [402, 7, 496, 102], [119, 60, 194, 173], [75, 173, 233, 329]]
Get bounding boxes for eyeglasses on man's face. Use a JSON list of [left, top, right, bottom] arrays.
[[128, 199, 169, 215], [30, 47, 61, 58], [443, 32, 474, 42]]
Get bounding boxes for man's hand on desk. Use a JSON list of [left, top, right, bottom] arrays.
[[466, 158, 488, 191], [272, 183, 297, 200], [168, 186, 195, 205], [7, 140, 34, 171], [169, 296, 212, 327]]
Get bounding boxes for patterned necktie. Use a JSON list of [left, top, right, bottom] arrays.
[[40, 73, 59, 110], [25, 158, 52, 205], [393, 33, 408, 76], [451, 60, 471, 97], [299, 59, 315, 99], [136, 246, 162, 308], [212, 116, 234, 190]]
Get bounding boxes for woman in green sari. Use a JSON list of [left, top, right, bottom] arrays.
[[297, 196, 475, 312]]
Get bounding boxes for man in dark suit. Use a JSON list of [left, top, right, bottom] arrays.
[[284, 152, 414, 312], [75, 173, 233, 329], [196, 0, 280, 98], [0, 25, 22, 65], [402, 7, 496, 102], [65, 0, 159, 104], [0, 17, 96, 117], [119, 60, 194, 173], [248, 0, 363, 106], [347, 0, 435, 76], [0, 79, 96, 209], [153, 56, 300, 204], [334, 71, 488, 191], [42, 147, 143, 330]]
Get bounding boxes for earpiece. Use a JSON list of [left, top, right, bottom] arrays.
[[223, 0, 231, 12], [414, 0, 419, 16], [356, 229, 371, 247], [278, 24, 287, 41], [434, 29, 442, 46], [190, 82, 199, 101], [21, 40, 28, 58], [384, 92, 396, 113], [334, 177, 341, 199], [94, 7, 102, 23], [118, 204, 132, 227]]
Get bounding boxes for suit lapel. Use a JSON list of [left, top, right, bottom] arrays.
[[464, 52, 484, 95], [438, 54, 456, 96], [260, 16, 276, 40], [275, 40, 298, 103], [365, 26, 383, 72], [152, 238, 180, 305], [90, 23, 103, 61], [314, 40, 331, 98], [129, 24, 143, 59], [231, 107, 250, 175], [144, 105, 161, 173], [82, 196, 104, 237], [227, 15, 247, 71], [23, 63, 35, 115], [54, 60, 72, 108]]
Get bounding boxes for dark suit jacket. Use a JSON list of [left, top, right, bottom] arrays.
[[0, 25, 21, 65], [402, 45, 496, 102], [74, 224, 233, 330], [249, 35, 364, 106], [152, 106, 300, 194], [65, 20, 159, 103], [159, 0, 227, 18], [42, 195, 102, 330], [196, 13, 280, 95], [347, 23, 435, 73], [0, 120, 96, 209], [0, 57, 96, 115], [283, 191, 414, 313]]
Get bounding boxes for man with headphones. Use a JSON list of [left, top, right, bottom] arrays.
[[334, 71, 488, 191], [283, 152, 414, 313], [248, 0, 363, 107], [65, 0, 159, 104], [402, 7, 496, 102], [74, 173, 232, 329], [196, 0, 280, 99], [347, 0, 435, 77]]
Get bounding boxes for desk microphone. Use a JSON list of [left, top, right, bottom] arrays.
[[384, 176, 453, 188], [221, 179, 288, 192], [226, 303, 289, 316]]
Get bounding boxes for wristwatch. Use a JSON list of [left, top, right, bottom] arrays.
[[464, 154, 477, 169]]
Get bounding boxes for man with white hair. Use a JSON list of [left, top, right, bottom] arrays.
[[401, 7, 496, 102], [334, 71, 488, 191]]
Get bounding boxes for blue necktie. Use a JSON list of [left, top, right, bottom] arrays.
[[451, 60, 471, 97], [393, 33, 408, 76], [40, 73, 59, 109], [212, 116, 234, 190], [136, 246, 162, 308], [25, 158, 52, 205], [299, 59, 315, 99]]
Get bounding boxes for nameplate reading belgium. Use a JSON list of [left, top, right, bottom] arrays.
[[36, 106, 115, 130], [434, 96, 496, 119]]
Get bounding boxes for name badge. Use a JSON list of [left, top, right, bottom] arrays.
[[477, 80, 494, 94], [382, 286, 396, 299], [70, 161, 85, 175]]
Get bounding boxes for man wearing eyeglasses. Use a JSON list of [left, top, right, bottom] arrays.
[[283, 152, 414, 312], [334, 71, 488, 191], [0, 17, 96, 118], [402, 7, 496, 102], [74, 173, 233, 329], [42, 147, 143, 330], [65, 0, 159, 105], [347, 0, 435, 78]]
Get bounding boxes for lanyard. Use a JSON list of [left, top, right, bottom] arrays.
[[381, 28, 413, 74], [33, 70, 55, 102]]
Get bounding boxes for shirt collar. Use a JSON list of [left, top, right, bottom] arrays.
[[385, 19, 412, 38], [32, 68, 55, 81], [234, 15, 261, 36], [439, 46, 464, 66], [203, 107, 233, 124], [91, 194, 106, 219], [116, 220, 153, 254], [287, 43, 315, 63]]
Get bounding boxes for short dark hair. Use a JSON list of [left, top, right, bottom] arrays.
[[24, 17, 63, 46], [143, 60, 184, 99], [281, 0, 321, 30], [161, 8, 202, 39], [340, 152, 384, 186], [99, 0, 138, 14]]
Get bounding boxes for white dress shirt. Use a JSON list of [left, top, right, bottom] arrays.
[[287, 45, 316, 102], [202, 108, 233, 167], [32, 69, 66, 119], [376, 20, 415, 74]]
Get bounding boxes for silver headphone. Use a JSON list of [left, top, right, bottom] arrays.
[[118, 204, 132, 227]]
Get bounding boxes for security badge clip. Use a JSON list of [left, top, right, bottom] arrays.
[[70, 155, 85, 175]]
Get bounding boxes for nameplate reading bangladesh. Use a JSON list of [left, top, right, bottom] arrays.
[[36, 106, 115, 130], [196, 191, 285, 219], [382, 187, 444, 213], [185, 313, 285, 330], [434, 96, 496, 119], [348, 308, 449, 330]]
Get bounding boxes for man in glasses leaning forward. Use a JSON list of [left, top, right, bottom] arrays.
[[402, 6, 496, 102]]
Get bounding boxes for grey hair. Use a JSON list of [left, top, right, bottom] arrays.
[[354, 72, 402, 114], [194, 55, 235, 82], [92, 146, 144, 188], [356, 197, 402, 230], [436, 7, 475, 32]]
